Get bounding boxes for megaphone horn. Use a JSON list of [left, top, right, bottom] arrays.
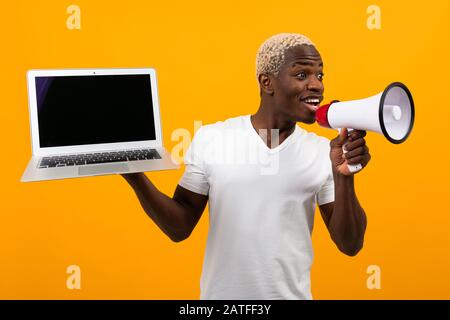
[[316, 82, 415, 172]]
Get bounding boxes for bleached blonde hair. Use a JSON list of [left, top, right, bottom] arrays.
[[256, 33, 315, 79]]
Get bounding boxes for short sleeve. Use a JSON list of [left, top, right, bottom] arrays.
[[316, 149, 335, 206], [178, 127, 210, 196]]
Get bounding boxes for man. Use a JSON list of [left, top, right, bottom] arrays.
[[122, 33, 371, 299]]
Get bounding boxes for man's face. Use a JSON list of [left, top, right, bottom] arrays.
[[270, 45, 324, 124]]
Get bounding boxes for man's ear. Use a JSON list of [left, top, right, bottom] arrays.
[[258, 74, 274, 96]]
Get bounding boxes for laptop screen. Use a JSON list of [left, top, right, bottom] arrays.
[[35, 74, 157, 148]]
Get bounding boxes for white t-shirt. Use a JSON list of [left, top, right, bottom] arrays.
[[178, 114, 335, 300]]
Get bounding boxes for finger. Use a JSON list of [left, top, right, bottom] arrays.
[[365, 153, 372, 166], [339, 127, 348, 144], [347, 153, 372, 167], [345, 145, 369, 159], [347, 154, 366, 165], [348, 130, 367, 141], [347, 153, 371, 166], [344, 137, 366, 152]]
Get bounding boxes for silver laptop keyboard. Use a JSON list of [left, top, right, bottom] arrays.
[[38, 148, 161, 168]]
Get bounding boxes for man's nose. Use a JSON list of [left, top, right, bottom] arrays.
[[307, 76, 323, 92]]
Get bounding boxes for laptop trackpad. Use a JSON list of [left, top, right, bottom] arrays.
[[78, 163, 130, 176]]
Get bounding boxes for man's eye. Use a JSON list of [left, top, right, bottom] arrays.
[[317, 73, 324, 81], [296, 72, 307, 79]]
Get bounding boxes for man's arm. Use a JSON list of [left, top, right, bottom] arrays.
[[320, 128, 371, 256], [319, 174, 367, 256], [122, 173, 208, 242]]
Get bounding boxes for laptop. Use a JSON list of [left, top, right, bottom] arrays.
[[21, 68, 179, 182]]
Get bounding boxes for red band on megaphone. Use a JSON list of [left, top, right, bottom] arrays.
[[315, 102, 332, 128]]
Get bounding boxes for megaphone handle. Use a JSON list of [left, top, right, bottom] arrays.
[[337, 128, 363, 173]]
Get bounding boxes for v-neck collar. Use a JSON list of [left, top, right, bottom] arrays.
[[245, 114, 300, 153]]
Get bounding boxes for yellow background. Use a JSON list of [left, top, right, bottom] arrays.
[[1, 0, 449, 299]]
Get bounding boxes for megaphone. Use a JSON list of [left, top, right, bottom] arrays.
[[316, 82, 415, 172]]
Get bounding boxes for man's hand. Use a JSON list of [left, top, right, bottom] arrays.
[[330, 128, 371, 176], [121, 172, 144, 183], [121, 172, 208, 242]]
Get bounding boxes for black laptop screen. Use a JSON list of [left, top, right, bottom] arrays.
[[35, 74, 157, 148]]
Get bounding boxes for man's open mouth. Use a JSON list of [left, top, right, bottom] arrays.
[[300, 96, 323, 112], [300, 96, 322, 106]]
